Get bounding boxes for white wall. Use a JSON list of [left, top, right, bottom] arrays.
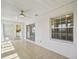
[[23, 1, 76, 59]]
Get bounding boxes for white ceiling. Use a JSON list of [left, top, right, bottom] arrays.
[[1, 0, 75, 20]]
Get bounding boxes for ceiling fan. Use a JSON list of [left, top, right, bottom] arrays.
[[19, 10, 32, 18], [19, 10, 25, 17]]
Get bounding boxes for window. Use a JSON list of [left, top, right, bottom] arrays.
[[51, 13, 73, 41]]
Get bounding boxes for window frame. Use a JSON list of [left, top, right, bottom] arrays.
[[50, 13, 73, 42]]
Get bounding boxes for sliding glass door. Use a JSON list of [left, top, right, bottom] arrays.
[[26, 24, 35, 41]]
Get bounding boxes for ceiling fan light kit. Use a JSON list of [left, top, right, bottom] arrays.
[[19, 14, 25, 17], [19, 10, 25, 17]]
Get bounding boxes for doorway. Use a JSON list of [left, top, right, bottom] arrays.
[[26, 24, 35, 41]]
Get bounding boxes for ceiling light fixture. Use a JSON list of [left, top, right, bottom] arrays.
[[19, 10, 25, 17]]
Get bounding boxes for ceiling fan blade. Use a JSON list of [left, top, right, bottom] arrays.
[[24, 9, 32, 12], [19, 10, 32, 18], [25, 15, 32, 18]]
